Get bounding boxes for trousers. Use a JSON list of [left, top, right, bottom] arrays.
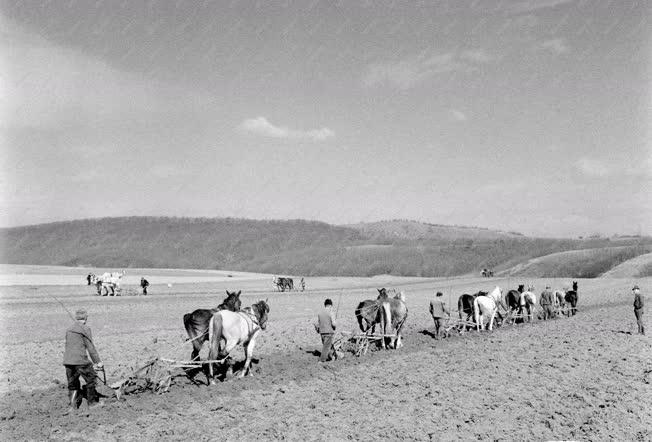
[[65, 364, 99, 404], [319, 334, 335, 362], [635, 308, 645, 335]]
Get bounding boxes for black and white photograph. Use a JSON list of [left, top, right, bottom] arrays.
[[1, 0, 650, 440]]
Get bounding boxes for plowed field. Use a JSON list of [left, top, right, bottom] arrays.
[[1, 269, 650, 441]]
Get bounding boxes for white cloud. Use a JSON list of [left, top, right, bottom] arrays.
[[576, 158, 610, 177], [363, 49, 493, 90], [450, 109, 468, 122], [237, 117, 335, 141], [540, 38, 570, 54], [507, 0, 576, 14]]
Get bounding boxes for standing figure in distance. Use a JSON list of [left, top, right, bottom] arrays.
[[539, 285, 555, 320], [633, 285, 645, 335], [429, 291, 450, 339], [140, 277, 149, 295], [314, 299, 337, 362]]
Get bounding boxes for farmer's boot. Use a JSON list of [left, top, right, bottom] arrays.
[[64, 390, 80, 414]]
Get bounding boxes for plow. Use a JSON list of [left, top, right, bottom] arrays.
[[333, 331, 397, 357]]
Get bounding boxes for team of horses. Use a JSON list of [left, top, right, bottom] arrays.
[[458, 281, 579, 331], [181, 281, 578, 385], [183, 291, 270, 384], [272, 276, 294, 292], [87, 271, 125, 296]]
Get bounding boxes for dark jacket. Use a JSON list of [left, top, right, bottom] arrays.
[[540, 290, 554, 306], [634, 293, 644, 310], [316, 308, 336, 335], [63, 322, 101, 365]]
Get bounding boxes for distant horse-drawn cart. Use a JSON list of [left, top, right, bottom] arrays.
[[272, 276, 294, 292]]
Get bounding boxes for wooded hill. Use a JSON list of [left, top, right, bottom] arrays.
[[1, 217, 650, 277]]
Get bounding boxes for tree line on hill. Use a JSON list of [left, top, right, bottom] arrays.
[[1, 217, 650, 277]]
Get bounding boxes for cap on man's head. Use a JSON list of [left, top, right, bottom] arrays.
[[75, 309, 88, 320], [632, 285, 640, 291], [436, 291, 443, 297], [324, 298, 333, 306], [546, 285, 551, 289]]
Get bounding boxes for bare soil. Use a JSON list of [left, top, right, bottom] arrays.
[[1, 270, 650, 441]]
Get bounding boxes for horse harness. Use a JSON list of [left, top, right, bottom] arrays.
[[237, 308, 262, 341]]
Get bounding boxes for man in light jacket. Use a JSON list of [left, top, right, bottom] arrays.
[[315, 299, 337, 362], [429, 292, 450, 339]]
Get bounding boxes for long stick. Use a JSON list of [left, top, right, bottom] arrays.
[[335, 289, 343, 319]]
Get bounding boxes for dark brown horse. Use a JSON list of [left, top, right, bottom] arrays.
[[457, 291, 486, 327], [505, 284, 524, 323], [355, 299, 381, 333], [564, 281, 578, 316], [183, 290, 242, 381]]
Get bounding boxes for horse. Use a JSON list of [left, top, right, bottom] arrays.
[[183, 291, 242, 382], [377, 289, 408, 349], [564, 281, 578, 316], [553, 290, 567, 316], [473, 286, 505, 331], [355, 299, 381, 334], [505, 284, 525, 323], [457, 292, 484, 330], [207, 299, 270, 383], [519, 290, 537, 322], [272, 276, 294, 292]]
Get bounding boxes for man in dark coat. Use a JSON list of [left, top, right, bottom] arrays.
[[314, 299, 337, 362], [429, 292, 450, 339], [63, 309, 103, 412], [633, 285, 644, 335]]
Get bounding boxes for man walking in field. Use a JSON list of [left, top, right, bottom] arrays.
[[63, 309, 104, 413], [429, 292, 450, 339], [539, 286, 555, 320], [633, 285, 644, 335], [314, 299, 336, 362]]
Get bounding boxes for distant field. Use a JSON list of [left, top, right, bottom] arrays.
[[503, 245, 652, 278], [601, 252, 652, 278]]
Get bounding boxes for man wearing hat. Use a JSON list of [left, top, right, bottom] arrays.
[[63, 309, 103, 412], [429, 291, 450, 339], [539, 285, 555, 320], [633, 285, 644, 335]]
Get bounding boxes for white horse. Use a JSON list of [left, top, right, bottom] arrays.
[[473, 286, 505, 331], [378, 290, 408, 349], [207, 300, 270, 384], [96, 270, 125, 296], [519, 290, 537, 322]]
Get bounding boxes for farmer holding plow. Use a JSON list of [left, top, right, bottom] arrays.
[[63, 309, 104, 413]]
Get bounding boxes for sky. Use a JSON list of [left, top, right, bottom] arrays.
[[1, 0, 650, 237]]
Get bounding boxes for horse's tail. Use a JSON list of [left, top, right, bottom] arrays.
[[208, 313, 223, 365], [355, 302, 367, 332], [380, 302, 392, 336], [473, 297, 481, 330], [458, 297, 464, 321], [183, 313, 201, 354]]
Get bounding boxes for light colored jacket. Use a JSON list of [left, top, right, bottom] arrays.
[[316, 308, 336, 335], [429, 299, 450, 318]]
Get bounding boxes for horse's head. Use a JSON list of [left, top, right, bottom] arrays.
[[572, 281, 578, 291], [253, 299, 270, 330], [518, 284, 524, 293], [395, 291, 406, 302], [377, 288, 388, 300]]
